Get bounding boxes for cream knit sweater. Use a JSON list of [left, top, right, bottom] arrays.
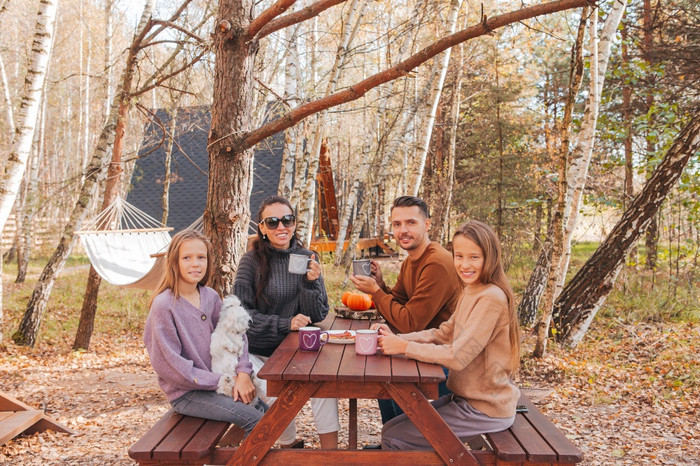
[[403, 282, 519, 419]]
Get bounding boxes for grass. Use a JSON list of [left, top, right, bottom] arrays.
[[1, 240, 696, 347]]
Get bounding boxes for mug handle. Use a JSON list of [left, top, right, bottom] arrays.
[[319, 331, 329, 346]]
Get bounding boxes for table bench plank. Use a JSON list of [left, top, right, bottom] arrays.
[[154, 415, 207, 461], [519, 396, 583, 463], [129, 409, 183, 461]]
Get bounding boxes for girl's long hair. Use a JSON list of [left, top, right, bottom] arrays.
[[149, 229, 212, 307], [453, 220, 521, 376], [252, 195, 300, 306]]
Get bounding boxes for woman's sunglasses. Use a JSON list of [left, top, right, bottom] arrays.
[[260, 214, 296, 229]]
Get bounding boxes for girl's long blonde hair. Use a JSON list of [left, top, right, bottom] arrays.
[[149, 229, 212, 307], [453, 220, 521, 376]]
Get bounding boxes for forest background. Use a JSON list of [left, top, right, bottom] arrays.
[[0, 0, 698, 464]]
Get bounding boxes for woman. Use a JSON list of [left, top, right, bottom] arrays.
[[374, 220, 521, 449], [233, 195, 339, 449]]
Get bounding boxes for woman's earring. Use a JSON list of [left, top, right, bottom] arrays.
[[263, 234, 268, 240]]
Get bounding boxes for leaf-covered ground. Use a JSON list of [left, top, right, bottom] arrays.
[[1, 318, 697, 465]]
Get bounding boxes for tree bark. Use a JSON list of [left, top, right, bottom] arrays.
[[555, 112, 700, 347], [558, 0, 627, 290], [0, 0, 57, 239], [621, 14, 636, 263], [642, 0, 658, 269], [533, 6, 589, 358]]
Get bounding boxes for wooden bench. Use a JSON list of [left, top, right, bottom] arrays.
[[129, 395, 583, 465]]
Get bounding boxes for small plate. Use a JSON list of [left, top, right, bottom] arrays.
[[326, 330, 356, 344]]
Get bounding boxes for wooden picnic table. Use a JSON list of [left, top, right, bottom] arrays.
[[226, 314, 477, 465]]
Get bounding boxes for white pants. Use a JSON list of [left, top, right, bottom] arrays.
[[250, 354, 340, 445]]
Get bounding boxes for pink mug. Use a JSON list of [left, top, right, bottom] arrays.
[[355, 329, 378, 356], [299, 326, 329, 351]]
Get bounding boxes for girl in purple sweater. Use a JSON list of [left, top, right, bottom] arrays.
[[144, 230, 266, 436]]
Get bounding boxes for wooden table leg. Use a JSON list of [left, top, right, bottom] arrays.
[[385, 383, 477, 466], [226, 381, 320, 466], [348, 398, 357, 449]]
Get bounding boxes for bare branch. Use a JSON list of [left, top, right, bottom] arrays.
[[246, 0, 297, 40], [238, 0, 588, 150], [256, 0, 347, 40], [143, 0, 196, 44], [143, 20, 206, 46], [132, 48, 208, 97]]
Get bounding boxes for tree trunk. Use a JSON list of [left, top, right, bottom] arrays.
[[558, 0, 627, 289], [205, 0, 259, 295], [533, 6, 589, 358], [0, 51, 14, 133], [621, 15, 635, 263], [0, 0, 57, 238], [73, 0, 156, 351], [278, 23, 299, 198], [642, 0, 658, 270], [555, 112, 700, 347], [12, 104, 118, 346], [411, 0, 462, 197], [161, 108, 178, 225]]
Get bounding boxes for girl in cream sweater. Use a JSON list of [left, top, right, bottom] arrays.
[[374, 220, 521, 450]]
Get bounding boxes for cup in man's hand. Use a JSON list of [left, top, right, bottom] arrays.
[[352, 259, 371, 277]]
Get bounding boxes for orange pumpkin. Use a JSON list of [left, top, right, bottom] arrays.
[[341, 291, 353, 306], [347, 292, 372, 311]]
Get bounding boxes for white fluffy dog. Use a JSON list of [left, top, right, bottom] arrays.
[[210, 295, 264, 399]]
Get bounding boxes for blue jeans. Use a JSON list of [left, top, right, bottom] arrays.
[[378, 366, 451, 424], [171, 390, 268, 435]]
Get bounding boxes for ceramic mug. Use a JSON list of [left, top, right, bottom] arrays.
[[352, 259, 371, 277], [299, 326, 329, 351], [288, 253, 311, 274], [355, 329, 378, 355]]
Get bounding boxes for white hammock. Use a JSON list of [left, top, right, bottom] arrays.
[[76, 197, 173, 289]]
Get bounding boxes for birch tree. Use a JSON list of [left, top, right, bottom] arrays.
[[0, 0, 57, 343]]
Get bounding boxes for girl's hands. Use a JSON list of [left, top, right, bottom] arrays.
[[306, 253, 321, 281], [378, 333, 409, 355], [232, 372, 256, 404], [370, 323, 392, 334], [290, 313, 312, 331]]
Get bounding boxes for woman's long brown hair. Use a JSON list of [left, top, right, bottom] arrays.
[[149, 229, 212, 307], [453, 220, 521, 376]]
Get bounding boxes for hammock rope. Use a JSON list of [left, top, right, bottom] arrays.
[[76, 196, 173, 289]]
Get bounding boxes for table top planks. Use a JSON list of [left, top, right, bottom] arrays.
[[257, 315, 446, 387]]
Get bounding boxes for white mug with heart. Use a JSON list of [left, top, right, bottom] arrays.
[[355, 329, 378, 355], [352, 259, 371, 277], [289, 253, 311, 274]]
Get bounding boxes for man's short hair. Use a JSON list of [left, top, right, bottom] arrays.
[[391, 196, 430, 219]]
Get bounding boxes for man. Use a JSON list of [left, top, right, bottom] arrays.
[[350, 195, 462, 423]]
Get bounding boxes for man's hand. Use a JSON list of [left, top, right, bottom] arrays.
[[290, 313, 312, 331], [349, 273, 380, 294], [370, 260, 385, 289], [232, 372, 256, 404]]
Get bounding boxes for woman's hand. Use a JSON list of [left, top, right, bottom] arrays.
[[306, 253, 321, 281], [378, 333, 409, 355], [290, 313, 311, 331], [232, 372, 256, 404]]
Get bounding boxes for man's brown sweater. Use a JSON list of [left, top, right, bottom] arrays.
[[372, 241, 462, 333]]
